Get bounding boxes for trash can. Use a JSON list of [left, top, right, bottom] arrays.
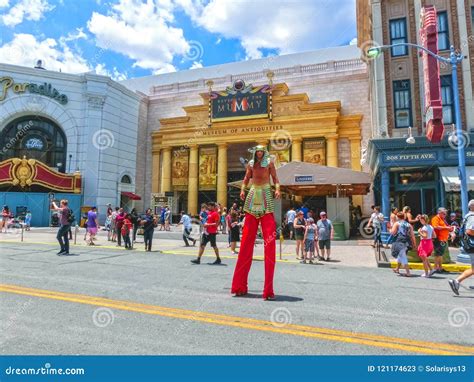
[[332, 221, 346, 241]]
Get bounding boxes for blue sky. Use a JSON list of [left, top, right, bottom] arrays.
[[0, 0, 357, 80]]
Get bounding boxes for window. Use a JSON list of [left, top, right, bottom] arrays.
[[0, 116, 67, 172], [393, 80, 412, 128], [121, 175, 132, 184], [389, 18, 408, 56], [437, 11, 449, 51], [440, 75, 455, 125]]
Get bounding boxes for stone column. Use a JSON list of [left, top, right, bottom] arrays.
[[161, 147, 172, 193], [349, 138, 363, 207], [291, 138, 302, 161], [188, 145, 199, 215], [326, 135, 339, 167], [217, 143, 228, 208], [152, 150, 161, 193]]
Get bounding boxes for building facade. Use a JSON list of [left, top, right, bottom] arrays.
[[121, 45, 374, 217], [0, 63, 140, 226], [357, 0, 474, 217]]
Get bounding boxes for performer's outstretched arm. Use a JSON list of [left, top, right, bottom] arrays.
[[269, 162, 281, 199], [240, 165, 252, 200]]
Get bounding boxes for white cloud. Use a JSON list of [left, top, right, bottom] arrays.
[[0, 33, 91, 72], [349, 37, 358, 45], [87, 0, 188, 72], [0, 0, 10, 8], [94, 63, 128, 81], [189, 60, 203, 69], [63, 27, 87, 42], [152, 63, 176, 75], [1, 0, 54, 27], [177, 0, 356, 59]]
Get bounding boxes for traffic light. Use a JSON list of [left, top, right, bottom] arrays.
[[419, 5, 444, 143]]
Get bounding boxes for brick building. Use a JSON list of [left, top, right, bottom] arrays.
[[357, 0, 474, 218]]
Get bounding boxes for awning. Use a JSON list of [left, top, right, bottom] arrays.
[[439, 167, 474, 192], [228, 161, 372, 196], [121, 191, 141, 200]]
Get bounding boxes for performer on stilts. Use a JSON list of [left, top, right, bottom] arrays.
[[231, 145, 281, 300]]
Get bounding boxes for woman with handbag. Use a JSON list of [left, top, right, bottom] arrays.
[[391, 212, 416, 277], [417, 214, 436, 278]]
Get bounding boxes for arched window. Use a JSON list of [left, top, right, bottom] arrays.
[[121, 175, 132, 184], [0, 116, 67, 172]]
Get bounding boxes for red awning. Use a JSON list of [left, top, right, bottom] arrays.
[[121, 191, 141, 200]]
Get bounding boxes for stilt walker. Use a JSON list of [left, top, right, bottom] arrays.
[[231, 145, 281, 300]]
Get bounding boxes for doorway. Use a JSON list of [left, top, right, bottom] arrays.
[[396, 188, 436, 216]]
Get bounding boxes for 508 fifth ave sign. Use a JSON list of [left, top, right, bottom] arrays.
[[211, 80, 270, 122], [0, 76, 68, 104]]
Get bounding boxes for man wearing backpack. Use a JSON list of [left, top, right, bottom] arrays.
[[51, 199, 73, 255], [448, 200, 474, 295]]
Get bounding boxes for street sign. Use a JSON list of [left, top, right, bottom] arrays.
[[295, 175, 313, 183]]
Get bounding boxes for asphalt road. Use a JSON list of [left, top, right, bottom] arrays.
[[0, 241, 473, 355]]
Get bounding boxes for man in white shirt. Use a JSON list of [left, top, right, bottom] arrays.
[[178, 211, 196, 247], [286, 207, 296, 240], [367, 205, 384, 248]]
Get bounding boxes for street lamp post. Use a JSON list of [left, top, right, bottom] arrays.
[[368, 44, 469, 216]]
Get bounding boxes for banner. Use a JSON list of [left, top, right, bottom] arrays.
[[199, 147, 217, 190], [0, 157, 81, 193], [172, 149, 189, 188], [1, 355, 472, 382], [211, 80, 270, 122], [303, 139, 326, 165]]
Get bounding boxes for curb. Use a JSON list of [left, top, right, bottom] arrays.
[[389, 261, 470, 273]]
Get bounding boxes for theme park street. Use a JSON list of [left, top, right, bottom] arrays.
[[0, 231, 472, 356]]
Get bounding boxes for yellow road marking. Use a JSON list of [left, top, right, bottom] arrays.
[[1, 283, 472, 355]]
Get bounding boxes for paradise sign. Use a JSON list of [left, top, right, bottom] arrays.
[[210, 80, 271, 122]]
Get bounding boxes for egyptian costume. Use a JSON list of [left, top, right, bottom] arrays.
[[231, 145, 279, 299]]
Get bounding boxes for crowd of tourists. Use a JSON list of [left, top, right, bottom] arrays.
[[284, 205, 334, 263]]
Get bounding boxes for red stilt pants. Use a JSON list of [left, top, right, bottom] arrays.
[[231, 212, 276, 299]]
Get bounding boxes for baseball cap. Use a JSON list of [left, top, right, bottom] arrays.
[[469, 200, 474, 208], [320, 211, 327, 216], [450, 212, 456, 217]]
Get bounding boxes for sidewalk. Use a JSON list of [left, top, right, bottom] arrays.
[[0, 226, 377, 268]]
